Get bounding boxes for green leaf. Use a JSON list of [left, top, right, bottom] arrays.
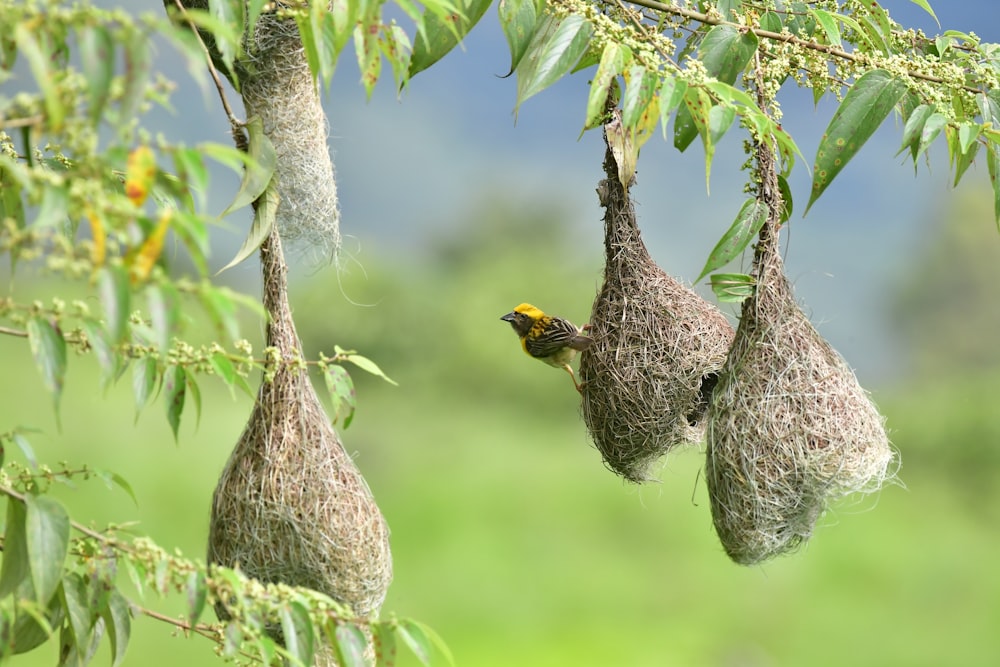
[[621, 65, 657, 130], [62, 573, 95, 659], [323, 365, 357, 428], [409, 0, 491, 78], [777, 173, 793, 224], [24, 495, 70, 605], [94, 470, 138, 507], [0, 498, 30, 597], [186, 571, 207, 627], [397, 620, 454, 667], [120, 29, 152, 130], [97, 265, 131, 343], [202, 287, 242, 342], [132, 356, 158, 419], [807, 69, 907, 212], [909, 0, 940, 27], [332, 623, 367, 667], [917, 112, 948, 158], [217, 175, 277, 274], [498, 0, 538, 76], [145, 283, 175, 353], [698, 25, 758, 86], [584, 42, 626, 131], [709, 272, 756, 303], [658, 77, 687, 140], [810, 9, 842, 49], [101, 589, 131, 667], [716, 0, 742, 20], [16, 25, 64, 132], [11, 587, 63, 654], [222, 622, 243, 657], [163, 365, 186, 442], [207, 0, 241, 74], [0, 158, 27, 230], [343, 353, 399, 386], [78, 25, 115, 123], [11, 431, 38, 468], [515, 14, 592, 110], [219, 116, 277, 218], [26, 318, 67, 422], [373, 621, 398, 667], [987, 143, 1000, 225], [280, 602, 315, 667], [697, 199, 767, 282], [759, 11, 782, 33], [34, 184, 69, 229], [898, 103, 934, 162], [949, 125, 980, 187], [172, 147, 209, 211]]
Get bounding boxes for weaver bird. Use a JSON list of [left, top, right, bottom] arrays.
[[501, 303, 593, 392]]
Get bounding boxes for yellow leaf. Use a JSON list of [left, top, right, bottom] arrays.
[[125, 145, 156, 207], [88, 209, 106, 267], [632, 95, 660, 150], [128, 210, 171, 283]]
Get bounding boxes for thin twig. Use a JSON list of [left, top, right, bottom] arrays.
[[168, 0, 243, 131], [0, 326, 28, 338]]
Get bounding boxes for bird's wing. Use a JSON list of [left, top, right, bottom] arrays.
[[525, 317, 586, 358]]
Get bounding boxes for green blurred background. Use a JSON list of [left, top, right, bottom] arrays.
[[4, 183, 1000, 667]]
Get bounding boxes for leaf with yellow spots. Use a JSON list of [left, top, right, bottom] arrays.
[[128, 210, 172, 284], [88, 209, 106, 267], [125, 145, 156, 207], [806, 69, 907, 213]]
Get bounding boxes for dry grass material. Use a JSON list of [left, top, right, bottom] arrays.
[[705, 141, 894, 565], [208, 228, 392, 626], [169, 1, 341, 260], [579, 117, 734, 482]]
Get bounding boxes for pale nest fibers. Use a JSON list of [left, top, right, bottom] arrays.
[[705, 145, 894, 565], [579, 119, 734, 483], [208, 228, 392, 630], [169, 1, 342, 260]]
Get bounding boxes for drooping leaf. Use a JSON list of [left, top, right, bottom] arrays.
[[26, 318, 67, 421], [217, 175, 278, 274], [338, 346, 399, 386], [163, 365, 186, 442], [408, 0, 492, 78], [132, 356, 158, 419], [125, 145, 157, 207], [697, 199, 767, 282], [11, 431, 38, 469], [332, 623, 368, 667], [396, 620, 453, 667], [16, 25, 64, 132], [777, 173, 793, 223], [353, 22, 382, 98], [62, 573, 96, 659], [81, 319, 118, 391], [146, 283, 178, 353], [78, 25, 115, 122], [498, 0, 538, 76], [24, 495, 70, 605], [949, 124, 980, 186], [909, 0, 939, 26], [185, 571, 207, 627], [621, 65, 657, 130], [128, 210, 172, 284], [898, 103, 934, 163], [709, 272, 756, 303], [207, 0, 241, 74], [120, 29, 152, 130], [280, 602, 315, 667], [0, 498, 30, 597], [807, 69, 907, 212], [810, 9, 842, 48], [324, 364, 357, 428], [97, 265, 131, 343], [172, 147, 209, 211], [373, 621, 398, 667], [0, 158, 26, 230], [101, 588, 132, 667], [34, 183, 69, 229], [94, 470, 138, 507], [202, 287, 242, 342], [218, 116, 276, 218], [11, 585, 64, 654], [987, 143, 1000, 225], [658, 76, 687, 140], [584, 42, 626, 131], [515, 14, 592, 110], [917, 111, 947, 158]]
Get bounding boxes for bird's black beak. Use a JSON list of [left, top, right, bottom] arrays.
[[500, 312, 516, 323]]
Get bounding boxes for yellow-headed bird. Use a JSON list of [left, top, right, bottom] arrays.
[[501, 303, 593, 392]]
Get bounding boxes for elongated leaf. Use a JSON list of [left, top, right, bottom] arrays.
[[11, 431, 38, 469], [120, 30, 152, 130], [658, 77, 687, 140], [499, 0, 538, 76], [373, 621, 398, 667], [62, 573, 95, 658], [621, 65, 657, 130], [129, 210, 172, 284], [94, 470, 138, 507], [698, 199, 767, 281], [917, 112, 947, 158], [409, 0, 492, 78], [26, 318, 67, 420], [949, 125, 979, 186], [78, 25, 115, 122], [898, 103, 934, 162], [324, 364, 357, 428], [710, 272, 756, 303], [102, 588, 131, 667], [186, 571, 207, 627], [698, 25, 758, 86], [217, 176, 277, 274], [11, 586, 63, 654], [909, 0, 940, 26], [16, 25, 64, 132], [280, 602, 315, 667], [807, 69, 907, 212], [331, 623, 367, 667], [343, 352, 398, 386], [987, 143, 1000, 225], [811, 9, 842, 48], [24, 495, 70, 605], [163, 365, 186, 442], [0, 498, 30, 597], [132, 356, 158, 420], [396, 620, 431, 665], [98, 265, 131, 343], [584, 42, 626, 131], [515, 14, 592, 110], [219, 116, 276, 218], [125, 145, 156, 207]]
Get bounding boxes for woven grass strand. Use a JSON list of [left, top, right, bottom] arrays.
[[579, 115, 734, 482], [705, 137, 894, 565], [208, 226, 392, 627]]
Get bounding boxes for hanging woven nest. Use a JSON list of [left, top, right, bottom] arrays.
[[579, 113, 734, 482], [166, 0, 341, 260], [207, 227, 392, 624], [705, 140, 894, 565]]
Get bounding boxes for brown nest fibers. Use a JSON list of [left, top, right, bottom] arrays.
[[705, 142, 894, 565], [207, 227, 392, 625], [579, 114, 735, 482]]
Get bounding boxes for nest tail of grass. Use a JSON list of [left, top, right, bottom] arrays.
[[208, 226, 392, 622], [579, 113, 735, 482], [705, 139, 894, 565], [166, 1, 341, 261]]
